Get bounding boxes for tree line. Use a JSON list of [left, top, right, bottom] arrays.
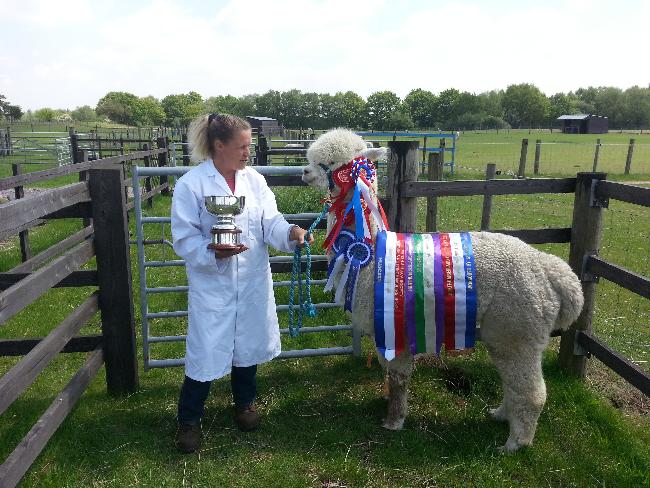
[[3, 84, 650, 130]]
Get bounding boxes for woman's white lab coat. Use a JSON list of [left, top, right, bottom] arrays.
[[171, 160, 296, 382]]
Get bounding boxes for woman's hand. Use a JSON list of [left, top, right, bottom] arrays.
[[290, 226, 315, 246], [214, 244, 249, 260]]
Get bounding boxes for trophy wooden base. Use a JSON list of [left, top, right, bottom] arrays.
[[208, 243, 245, 251]]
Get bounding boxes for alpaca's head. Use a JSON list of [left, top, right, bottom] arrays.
[[302, 128, 387, 190]]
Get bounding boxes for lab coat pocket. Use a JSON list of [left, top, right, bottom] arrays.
[[188, 272, 231, 311]]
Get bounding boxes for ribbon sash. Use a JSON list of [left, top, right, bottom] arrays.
[[374, 231, 477, 360]]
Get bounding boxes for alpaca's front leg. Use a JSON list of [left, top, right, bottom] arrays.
[[382, 351, 414, 430]]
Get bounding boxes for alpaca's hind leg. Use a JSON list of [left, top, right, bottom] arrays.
[[490, 348, 547, 453], [382, 351, 414, 430]]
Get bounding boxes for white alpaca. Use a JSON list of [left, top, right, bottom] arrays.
[[302, 129, 584, 453]]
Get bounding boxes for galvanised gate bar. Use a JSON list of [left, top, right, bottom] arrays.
[[132, 165, 361, 371]]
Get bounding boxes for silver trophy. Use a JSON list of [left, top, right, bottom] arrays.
[[204, 195, 246, 250]]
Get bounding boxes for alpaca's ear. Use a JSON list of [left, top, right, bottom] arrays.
[[361, 147, 388, 162]]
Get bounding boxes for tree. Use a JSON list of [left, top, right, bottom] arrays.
[[547, 93, 578, 124], [161, 91, 203, 126], [0, 94, 8, 118], [318, 93, 339, 129], [278, 89, 304, 127], [255, 90, 282, 120], [204, 95, 246, 117], [6, 105, 23, 120], [367, 91, 401, 130], [502, 83, 549, 127], [133, 96, 165, 126], [385, 110, 414, 130], [435, 88, 461, 127], [71, 105, 97, 122], [336, 91, 367, 129], [96, 91, 141, 125], [403, 89, 437, 128], [622, 86, 650, 128], [477, 90, 504, 118], [593, 87, 625, 127], [0, 94, 22, 120], [34, 107, 56, 121]]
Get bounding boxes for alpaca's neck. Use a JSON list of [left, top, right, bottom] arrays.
[[326, 181, 380, 249]]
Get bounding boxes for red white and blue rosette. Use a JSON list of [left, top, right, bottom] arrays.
[[325, 230, 373, 312]]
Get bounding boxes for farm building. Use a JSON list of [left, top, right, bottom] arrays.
[[557, 114, 608, 134], [246, 116, 282, 135]]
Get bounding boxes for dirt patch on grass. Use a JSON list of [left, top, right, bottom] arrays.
[[587, 360, 650, 416], [0, 186, 45, 202]]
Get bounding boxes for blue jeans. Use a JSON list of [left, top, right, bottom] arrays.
[[177, 365, 257, 425]]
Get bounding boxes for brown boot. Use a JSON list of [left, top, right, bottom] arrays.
[[234, 404, 260, 432], [176, 422, 202, 453]]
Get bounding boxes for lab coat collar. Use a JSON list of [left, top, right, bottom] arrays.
[[203, 159, 248, 196]]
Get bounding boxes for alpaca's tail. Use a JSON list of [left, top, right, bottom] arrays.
[[545, 257, 585, 330]]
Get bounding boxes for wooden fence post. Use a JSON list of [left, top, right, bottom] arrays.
[[142, 143, 153, 208], [422, 136, 428, 166], [69, 127, 79, 165], [480, 163, 497, 230], [517, 138, 528, 178], [257, 134, 269, 166], [387, 141, 419, 232], [624, 138, 635, 174], [156, 136, 170, 195], [439, 138, 446, 169], [97, 132, 103, 159], [77, 149, 91, 227], [592, 138, 601, 172], [425, 151, 443, 232], [181, 133, 190, 166], [88, 166, 138, 395], [558, 172, 606, 377], [533, 139, 542, 175], [11, 164, 32, 262]]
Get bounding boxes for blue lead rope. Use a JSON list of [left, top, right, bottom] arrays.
[[288, 202, 331, 337]]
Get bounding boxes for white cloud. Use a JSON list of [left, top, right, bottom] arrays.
[[1, 0, 648, 110]]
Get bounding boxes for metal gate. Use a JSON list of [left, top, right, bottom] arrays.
[[132, 165, 361, 371]]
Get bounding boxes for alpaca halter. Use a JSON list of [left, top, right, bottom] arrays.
[[323, 157, 388, 251], [321, 156, 389, 312]]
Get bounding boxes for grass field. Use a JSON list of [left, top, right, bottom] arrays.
[[1, 173, 649, 486]]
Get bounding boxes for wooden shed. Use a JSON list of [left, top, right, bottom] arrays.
[[246, 116, 282, 135], [557, 114, 608, 134]]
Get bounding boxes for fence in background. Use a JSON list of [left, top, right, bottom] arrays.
[[455, 137, 649, 176]]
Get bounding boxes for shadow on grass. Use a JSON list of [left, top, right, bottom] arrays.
[[12, 352, 650, 487]]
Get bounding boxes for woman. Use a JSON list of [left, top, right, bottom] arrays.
[[170, 113, 313, 453]]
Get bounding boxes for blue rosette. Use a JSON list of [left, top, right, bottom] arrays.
[[343, 239, 373, 312]]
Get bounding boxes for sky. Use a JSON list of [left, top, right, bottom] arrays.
[[1, 0, 648, 111]]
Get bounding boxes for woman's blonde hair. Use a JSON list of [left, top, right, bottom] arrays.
[[187, 113, 251, 162]]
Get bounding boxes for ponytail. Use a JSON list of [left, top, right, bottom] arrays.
[[188, 113, 251, 162]]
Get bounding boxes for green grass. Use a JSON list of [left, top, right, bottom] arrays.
[[1, 175, 649, 486]]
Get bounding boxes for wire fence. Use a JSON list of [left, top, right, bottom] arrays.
[[595, 196, 650, 373], [455, 141, 650, 177]]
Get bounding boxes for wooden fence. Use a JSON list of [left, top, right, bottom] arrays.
[[0, 146, 170, 487], [387, 141, 650, 396]]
